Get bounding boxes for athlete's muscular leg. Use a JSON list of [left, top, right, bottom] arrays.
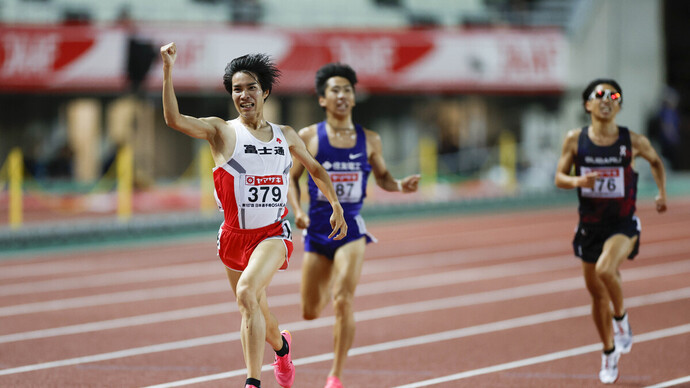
[[301, 251, 334, 320], [329, 237, 366, 379], [582, 262, 614, 350], [227, 239, 287, 380], [597, 234, 636, 317], [582, 234, 636, 351]]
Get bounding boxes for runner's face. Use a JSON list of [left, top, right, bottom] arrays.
[[319, 76, 355, 117], [231, 71, 269, 119], [585, 83, 621, 120]]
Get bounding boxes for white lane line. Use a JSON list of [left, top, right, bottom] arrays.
[[644, 375, 690, 388], [2, 209, 688, 281], [2, 228, 688, 309], [0, 249, 453, 297], [0, 261, 224, 297], [144, 292, 690, 388], [0, 251, 576, 317], [392, 324, 690, 388], [1, 254, 689, 344], [5, 235, 690, 317], [1, 275, 689, 378], [0, 281, 228, 317], [0, 241, 210, 280], [0, 258, 574, 342], [0, 237, 568, 296]]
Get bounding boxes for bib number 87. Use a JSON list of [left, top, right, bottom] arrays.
[[335, 182, 354, 197], [247, 186, 281, 203]]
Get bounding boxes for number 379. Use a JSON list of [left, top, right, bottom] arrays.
[[248, 186, 281, 202]]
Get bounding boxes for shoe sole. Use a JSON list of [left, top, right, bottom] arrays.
[[600, 373, 620, 384]]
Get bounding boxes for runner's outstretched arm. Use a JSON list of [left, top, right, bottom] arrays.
[[284, 126, 347, 239]]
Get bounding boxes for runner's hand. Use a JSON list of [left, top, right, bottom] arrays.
[[655, 194, 667, 213], [328, 205, 347, 240], [578, 172, 598, 189], [160, 42, 177, 66], [294, 212, 310, 229], [400, 174, 421, 193]]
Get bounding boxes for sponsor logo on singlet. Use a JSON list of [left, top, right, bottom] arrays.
[[584, 155, 622, 164], [245, 175, 284, 185], [322, 161, 362, 171], [331, 173, 358, 183]]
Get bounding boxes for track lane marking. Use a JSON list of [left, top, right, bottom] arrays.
[[392, 324, 690, 388], [3, 237, 690, 317], [0, 251, 576, 317], [143, 290, 690, 388], [1, 273, 689, 378], [1, 250, 689, 344], [3, 218, 690, 295], [644, 375, 690, 388], [2, 252, 689, 342], [0, 238, 568, 296]]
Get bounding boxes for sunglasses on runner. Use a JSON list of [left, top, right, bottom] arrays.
[[589, 89, 622, 102]]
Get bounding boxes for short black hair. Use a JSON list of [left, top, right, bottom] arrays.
[[582, 78, 623, 113], [223, 53, 281, 100], [315, 63, 357, 96]]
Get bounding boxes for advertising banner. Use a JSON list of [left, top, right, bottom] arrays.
[[0, 25, 567, 93]]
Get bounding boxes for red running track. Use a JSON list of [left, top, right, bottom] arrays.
[[1, 199, 689, 387]]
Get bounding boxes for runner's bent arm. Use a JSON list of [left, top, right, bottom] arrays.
[[284, 126, 347, 239], [287, 126, 314, 229], [632, 132, 668, 213], [555, 129, 597, 190], [161, 42, 225, 142], [366, 129, 421, 193]]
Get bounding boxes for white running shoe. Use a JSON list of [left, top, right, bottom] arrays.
[[599, 348, 621, 384], [613, 312, 633, 354]]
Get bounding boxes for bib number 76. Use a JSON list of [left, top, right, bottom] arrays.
[[596, 178, 617, 193], [581, 167, 625, 198]]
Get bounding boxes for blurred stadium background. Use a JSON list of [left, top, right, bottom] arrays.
[[1, 0, 689, 251]]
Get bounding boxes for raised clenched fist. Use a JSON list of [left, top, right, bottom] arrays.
[[160, 42, 177, 66]]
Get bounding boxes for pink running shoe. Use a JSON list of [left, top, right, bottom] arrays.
[[272, 330, 295, 388], [245, 385, 259, 388], [325, 376, 343, 388]]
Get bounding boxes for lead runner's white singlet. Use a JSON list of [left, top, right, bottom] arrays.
[[213, 119, 292, 230]]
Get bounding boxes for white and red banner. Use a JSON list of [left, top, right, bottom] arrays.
[[0, 25, 567, 93]]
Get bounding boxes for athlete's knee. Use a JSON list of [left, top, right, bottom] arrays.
[[235, 283, 259, 313], [302, 310, 319, 321], [301, 284, 329, 320], [302, 302, 320, 320], [301, 295, 323, 320], [332, 291, 354, 315], [594, 262, 618, 284]]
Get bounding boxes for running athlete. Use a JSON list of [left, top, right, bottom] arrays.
[[287, 63, 421, 388], [554, 79, 667, 384], [160, 43, 347, 388]]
